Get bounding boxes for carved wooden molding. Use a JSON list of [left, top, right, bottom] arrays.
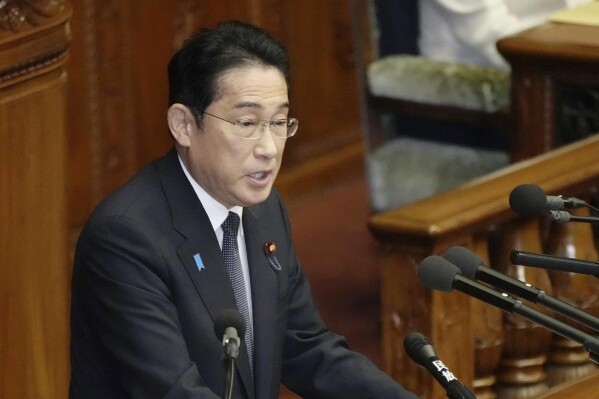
[[0, 0, 71, 87], [0, 46, 66, 82], [0, 0, 66, 32]]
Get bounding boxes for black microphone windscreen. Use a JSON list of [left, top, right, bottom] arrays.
[[509, 184, 547, 217], [418, 256, 460, 292], [443, 246, 484, 279], [403, 332, 437, 367], [214, 309, 246, 340]]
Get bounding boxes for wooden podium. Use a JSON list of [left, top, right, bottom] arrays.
[[539, 371, 599, 399], [0, 2, 72, 398]]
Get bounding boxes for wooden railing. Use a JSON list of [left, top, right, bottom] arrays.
[[368, 133, 599, 399]]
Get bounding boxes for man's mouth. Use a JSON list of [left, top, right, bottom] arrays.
[[248, 171, 269, 181]]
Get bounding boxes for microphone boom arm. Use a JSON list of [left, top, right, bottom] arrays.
[[550, 211, 599, 224], [511, 250, 599, 278], [451, 271, 599, 362]]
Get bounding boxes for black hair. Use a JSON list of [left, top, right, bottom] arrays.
[[168, 20, 290, 121]]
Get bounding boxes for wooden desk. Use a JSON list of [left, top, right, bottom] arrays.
[[497, 22, 599, 161], [538, 371, 599, 399]]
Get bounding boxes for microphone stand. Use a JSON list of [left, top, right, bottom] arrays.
[[550, 211, 599, 224], [223, 335, 240, 399], [224, 357, 235, 399], [447, 384, 477, 399], [214, 310, 246, 399], [564, 215, 599, 223]]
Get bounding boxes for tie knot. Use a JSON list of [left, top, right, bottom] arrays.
[[222, 212, 240, 236]]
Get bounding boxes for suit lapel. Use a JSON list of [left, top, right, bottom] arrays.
[[243, 205, 280, 399], [157, 149, 255, 398], [158, 149, 237, 317]]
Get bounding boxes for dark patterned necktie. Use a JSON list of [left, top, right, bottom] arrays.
[[221, 212, 254, 376]]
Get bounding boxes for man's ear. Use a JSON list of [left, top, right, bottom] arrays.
[[168, 104, 197, 147]]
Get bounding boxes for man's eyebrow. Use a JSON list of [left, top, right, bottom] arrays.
[[233, 101, 290, 110]]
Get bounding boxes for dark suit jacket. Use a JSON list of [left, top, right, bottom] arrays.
[[70, 149, 419, 399]]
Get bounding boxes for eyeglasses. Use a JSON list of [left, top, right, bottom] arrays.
[[202, 111, 299, 140]]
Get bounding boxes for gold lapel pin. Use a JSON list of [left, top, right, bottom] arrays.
[[263, 242, 276, 255], [263, 241, 281, 271]]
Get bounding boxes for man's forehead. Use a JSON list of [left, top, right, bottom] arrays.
[[213, 67, 289, 108]]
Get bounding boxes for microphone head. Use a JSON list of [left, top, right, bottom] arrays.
[[418, 256, 460, 292], [403, 332, 438, 367], [509, 184, 547, 217], [214, 309, 246, 340], [443, 246, 484, 280]]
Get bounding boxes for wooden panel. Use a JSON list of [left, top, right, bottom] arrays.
[[0, 2, 72, 397], [538, 371, 599, 399], [0, 71, 70, 399], [282, 0, 362, 165]]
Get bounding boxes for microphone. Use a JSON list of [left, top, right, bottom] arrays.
[[549, 210, 599, 225], [214, 309, 246, 399], [214, 309, 246, 359], [444, 246, 599, 332], [418, 256, 599, 362], [404, 332, 476, 399], [509, 184, 586, 217], [510, 250, 599, 278]]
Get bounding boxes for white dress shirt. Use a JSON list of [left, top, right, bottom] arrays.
[[178, 156, 254, 324]]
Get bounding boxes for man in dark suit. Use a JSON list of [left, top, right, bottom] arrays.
[[69, 20, 420, 399]]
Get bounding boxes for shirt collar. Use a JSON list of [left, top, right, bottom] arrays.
[[178, 155, 243, 233]]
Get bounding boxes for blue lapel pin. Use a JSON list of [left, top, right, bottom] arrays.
[[263, 242, 281, 271], [193, 253, 205, 271]]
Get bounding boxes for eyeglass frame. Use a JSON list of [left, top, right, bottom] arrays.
[[198, 110, 299, 140]]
